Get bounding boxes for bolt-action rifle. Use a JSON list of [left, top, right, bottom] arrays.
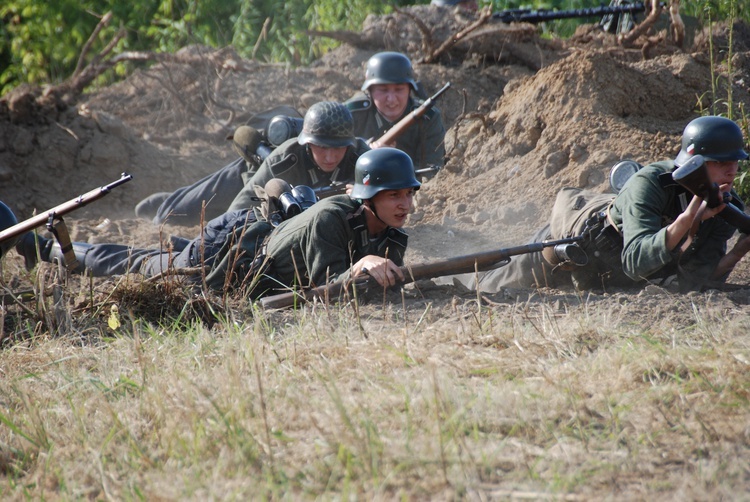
[[0, 173, 133, 268], [259, 236, 586, 309], [492, 2, 654, 24], [369, 82, 451, 149]]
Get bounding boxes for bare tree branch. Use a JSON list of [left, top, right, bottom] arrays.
[[419, 7, 494, 64], [394, 6, 435, 56], [74, 11, 113, 78], [618, 0, 665, 47]]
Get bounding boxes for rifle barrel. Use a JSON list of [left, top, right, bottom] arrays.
[[0, 173, 133, 244], [259, 236, 582, 309]]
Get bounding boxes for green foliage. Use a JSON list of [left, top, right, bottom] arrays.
[[230, 0, 414, 64], [0, 0, 748, 94], [0, 0, 418, 94], [1, 1, 115, 89]]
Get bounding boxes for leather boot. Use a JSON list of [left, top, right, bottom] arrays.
[[15, 233, 53, 270]]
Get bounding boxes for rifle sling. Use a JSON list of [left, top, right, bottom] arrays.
[[47, 216, 79, 271]]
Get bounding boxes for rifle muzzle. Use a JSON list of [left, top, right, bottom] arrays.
[[542, 242, 589, 269]]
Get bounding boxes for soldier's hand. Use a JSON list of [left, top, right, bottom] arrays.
[[355, 256, 404, 287], [667, 195, 707, 251]]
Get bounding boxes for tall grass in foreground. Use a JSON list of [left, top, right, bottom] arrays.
[[1, 289, 749, 499]]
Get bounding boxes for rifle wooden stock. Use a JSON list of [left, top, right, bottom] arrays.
[[0, 172, 133, 244], [259, 236, 582, 309], [370, 82, 451, 148]]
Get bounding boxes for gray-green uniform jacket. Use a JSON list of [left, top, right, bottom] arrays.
[[263, 195, 408, 289], [463, 160, 742, 292], [609, 160, 740, 289], [227, 138, 370, 212], [346, 93, 446, 171]]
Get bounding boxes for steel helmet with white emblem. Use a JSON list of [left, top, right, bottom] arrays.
[[675, 116, 748, 167], [350, 148, 421, 200]]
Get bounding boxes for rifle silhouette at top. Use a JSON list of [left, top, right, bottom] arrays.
[[492, 2, 657, 25], [259, 236, 587, 309]]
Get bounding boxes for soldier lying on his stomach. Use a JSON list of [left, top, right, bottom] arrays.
[[448, 115, 750, 293], [17, 148, 420, 299]]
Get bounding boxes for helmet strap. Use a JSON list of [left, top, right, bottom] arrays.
[[364, 198, 388, 235]]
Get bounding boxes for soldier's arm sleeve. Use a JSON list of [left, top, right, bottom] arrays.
[[618, 174, 677, 281], [679, 217, 737, 286], [153, 157, 247, 226]]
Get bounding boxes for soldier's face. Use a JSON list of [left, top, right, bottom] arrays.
[[706, 160, 739, 191], [370, 188, 415, 229], [370, 84, 411, 122], [309, 144, 348, 172]]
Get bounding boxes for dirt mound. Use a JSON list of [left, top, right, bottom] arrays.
[[0, 10, 749, 264]]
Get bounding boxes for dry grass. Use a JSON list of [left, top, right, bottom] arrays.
[[1, 263, 749, 500]]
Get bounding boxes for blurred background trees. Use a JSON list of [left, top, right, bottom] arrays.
[[2, 0, 744, 94]]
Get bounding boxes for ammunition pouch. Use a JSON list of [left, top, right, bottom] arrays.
[[579, 210, 625, 273], [557, 210, 628, 290]]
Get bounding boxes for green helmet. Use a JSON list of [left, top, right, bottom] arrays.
[[297, 101, 356, 148], [675, 116, 748, 167], [361, 52, 417, 92], [350, 148, 421, 200], [0, 201, 18, 257]]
